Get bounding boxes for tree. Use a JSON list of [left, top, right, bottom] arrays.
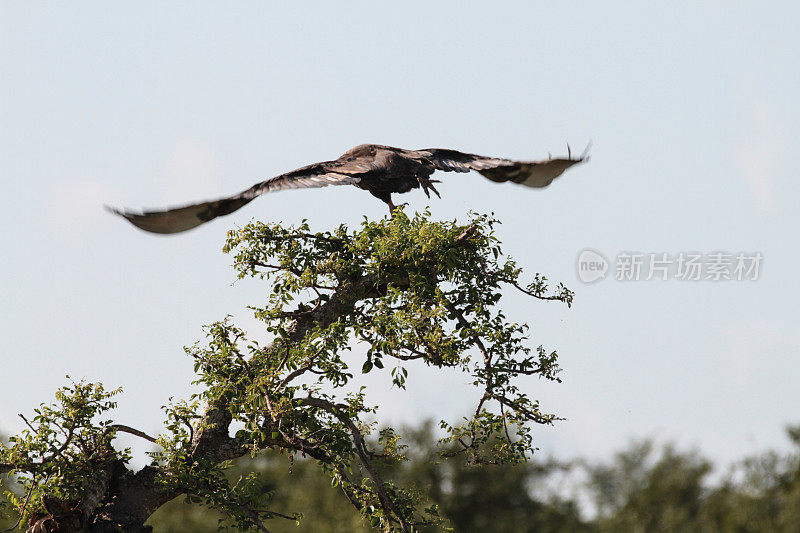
[[583, 427, 800, 533], [700, 425, 800, 532], [145, 422, 800, 532], [146, 421, 589, 532], [586, 440, 712, 532], [0, 210, 573, 532]]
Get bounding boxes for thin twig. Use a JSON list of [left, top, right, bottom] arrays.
[[18, 414, 36, 433], [502, 279, 567, 302], [0, 481, 35, 533]]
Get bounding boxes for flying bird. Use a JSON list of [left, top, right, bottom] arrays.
[[108, 143, 589, 234]]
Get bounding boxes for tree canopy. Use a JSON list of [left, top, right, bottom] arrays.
[[1, 210, 573, 532]]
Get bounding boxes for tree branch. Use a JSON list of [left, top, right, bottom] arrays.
[[108, 425, 157, 444], [299, 396, 411, 531]]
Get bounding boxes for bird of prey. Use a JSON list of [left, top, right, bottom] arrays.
[[108, 143, 589, 234]]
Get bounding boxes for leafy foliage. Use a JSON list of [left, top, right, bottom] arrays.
[[1, 209, 572, 531], [0, 380, 126, 527], [583, 426, 800, 532], [146, 423, 800, 533], [147, 421, 586, 533]]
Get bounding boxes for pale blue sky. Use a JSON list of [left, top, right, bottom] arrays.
[[2, 2, 799, 469]]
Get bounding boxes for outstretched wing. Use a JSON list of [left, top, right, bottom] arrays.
[[108, 161, 363, 234], [420, 145, 589, 188]]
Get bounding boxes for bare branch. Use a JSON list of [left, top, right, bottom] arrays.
[[108, 424, 157, 444]]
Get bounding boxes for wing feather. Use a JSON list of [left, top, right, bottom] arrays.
[[109, 161, 363, 234], [421, 146, 589, 188]]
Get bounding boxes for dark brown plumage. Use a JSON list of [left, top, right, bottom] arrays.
[[108, 143, 589, 234]]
